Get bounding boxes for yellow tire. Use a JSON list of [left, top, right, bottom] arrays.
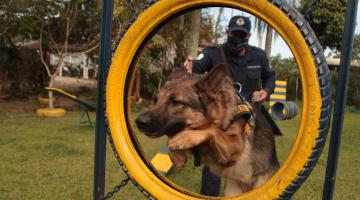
[[106, 0, 332, 199], [36, 108, 66, 118]]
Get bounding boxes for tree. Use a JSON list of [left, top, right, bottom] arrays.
[[254, 18, 266, 49], [254, 0, 296, 57], [39, 1, 79, 109], [270, 55, 300, 100], [131, 8, 215, 102], [185, 10, 202, 57], [0, 0, 101, 102], [353, 34, 360, 59], [213, 7, 224, 43], [23, 0, 101, 109], [264, 26, 273, 57], [301, 0, 347, 50]]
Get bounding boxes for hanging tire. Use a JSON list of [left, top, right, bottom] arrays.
[[106, 0, 332, 199]]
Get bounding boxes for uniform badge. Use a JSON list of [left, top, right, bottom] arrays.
[[236, 18, 245, 26]]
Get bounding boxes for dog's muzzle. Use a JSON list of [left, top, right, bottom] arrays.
[[135, 112, 161, 136], [135, 112, 186, 137]]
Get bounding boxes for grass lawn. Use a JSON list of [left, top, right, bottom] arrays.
[[0, 100, 359, 199]]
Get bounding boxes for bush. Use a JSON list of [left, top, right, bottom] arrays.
[[0, 37, 46, 98], [331, 69, 360, 108]]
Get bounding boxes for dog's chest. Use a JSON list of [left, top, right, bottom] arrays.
[[208, 140, 253, 182]]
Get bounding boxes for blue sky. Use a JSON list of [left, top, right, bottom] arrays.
[[207, 4, 360, 58]]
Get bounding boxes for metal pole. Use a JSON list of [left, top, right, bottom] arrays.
[[322, 0, 358, 199], [94, 0, 113, 200]]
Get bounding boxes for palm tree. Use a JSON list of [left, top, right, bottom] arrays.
[[254, 0, 298, 57], [254, 19, 266, 49]]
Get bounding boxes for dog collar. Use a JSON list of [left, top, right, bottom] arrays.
[[233, 102, 255, 137]]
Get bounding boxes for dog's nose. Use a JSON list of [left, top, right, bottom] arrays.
[[135, 113, 152, 129]]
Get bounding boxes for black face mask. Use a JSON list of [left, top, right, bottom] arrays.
[[227, 34, 248, 53]]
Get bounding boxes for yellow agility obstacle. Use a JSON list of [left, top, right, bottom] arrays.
[[104, 0, 332, 199]]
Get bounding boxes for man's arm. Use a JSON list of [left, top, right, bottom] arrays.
[[184, 49, 213, 74], [252, 52, 276, 103], [261, 53, 276, 95]]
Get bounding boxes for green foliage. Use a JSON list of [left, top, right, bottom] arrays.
[[302, 0, 347, 50], [353, 34, 360, 59], [136, 10, 215, 101], [0, 0, 101, 97], [0, 36, 46, 97], [331, 69, 360, 108], [270, 55, 301, 101], [0, 0, 100, 50], [270, 55, 299, 80], [69, 1, 100, 47], [270, 54, 359, 107]]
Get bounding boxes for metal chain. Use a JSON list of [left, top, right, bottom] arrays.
[[103, 0, 157, 199], [102, 178, 130, 200]]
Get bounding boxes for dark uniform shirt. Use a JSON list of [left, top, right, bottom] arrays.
[[192, 44, 276, 99]]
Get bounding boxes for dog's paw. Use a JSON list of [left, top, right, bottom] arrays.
[[168, 149, 187, 170], [168, 131, 208, 150]]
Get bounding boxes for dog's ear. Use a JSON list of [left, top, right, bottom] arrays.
[[194, 64, 235, 129], [195, 64, 231, 92], [167, 68, 188, 82]]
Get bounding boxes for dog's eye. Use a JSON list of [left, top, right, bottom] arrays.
[[169, 96, 185, 106], [172, 99, 183, 105]]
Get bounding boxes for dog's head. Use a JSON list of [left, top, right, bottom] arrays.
[[135, 64, 238, 137]]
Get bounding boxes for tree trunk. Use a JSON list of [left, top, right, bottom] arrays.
[[48, 77, 55, 109], [265, 26, 273, 58], [255, 19, 264, 49], [258, 33, 263, 49], [185, 10, 201, 57], [213, 7, 224, 43]]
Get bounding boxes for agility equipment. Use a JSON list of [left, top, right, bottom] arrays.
[[45, 87, 96, 127], [105, 0, 332, 199], [36, 108, 66, 118], [150, 146, 174, 175], [268, 80, 299, 120], [37, 95, 57, 105], [271, 101, 299, 120], [269, 80, 287, 106]]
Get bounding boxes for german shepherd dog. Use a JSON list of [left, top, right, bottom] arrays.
[[135, 64, 279, 196]]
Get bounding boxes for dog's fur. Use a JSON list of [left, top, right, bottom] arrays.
[[135, 64, 279, 196]]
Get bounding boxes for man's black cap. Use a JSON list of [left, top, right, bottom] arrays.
[[228, 16, 251, 33]]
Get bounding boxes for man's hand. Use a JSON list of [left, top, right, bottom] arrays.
[[183, 56, 193, 73], [252, 89, 268, 103]]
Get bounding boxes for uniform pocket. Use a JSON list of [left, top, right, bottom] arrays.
[[247, 66, 261, 79]]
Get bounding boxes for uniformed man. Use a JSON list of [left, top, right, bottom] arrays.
[[183, 15, 276, 196]]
